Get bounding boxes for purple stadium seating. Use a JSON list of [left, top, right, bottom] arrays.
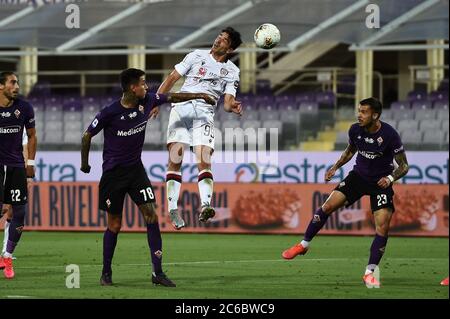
[[411, 100, 432, 110], [390, 101, 410, 110], [316, 91, 335, 107], [407, 90, 427, 102]]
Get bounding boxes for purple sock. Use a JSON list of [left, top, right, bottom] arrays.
[[102, 229, 118, 275], [6, 205, 26, 255], [303, 207, 329, 242], [146, 222, 163, 274], [367, 234, 388, 271]]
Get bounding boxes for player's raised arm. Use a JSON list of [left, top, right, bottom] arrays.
[[25, 127, 37, 179], [157, 69, 182, 94], [325, 143, 357, 182], [223, 93, 242, 115]]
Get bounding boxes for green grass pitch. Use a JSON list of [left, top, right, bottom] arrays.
[[0, 232, 448, 299]]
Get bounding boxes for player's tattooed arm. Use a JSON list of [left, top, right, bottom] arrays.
[[80, 132, 92, 173], [377, 152, 409, 189], [392, 152, 409, 181], [325, 144, 356, 181], [167, 92, 216, 105]]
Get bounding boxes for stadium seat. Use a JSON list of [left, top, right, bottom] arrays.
[[390, 101, 410, 110], [422, 131, 445, 150], [437, 109, 449, 120], [316, 91, 335, 108], [241, 110, 259, 121], [433, 100, 449, 110], [64, 112, 82, 122], [429, 91, 448, 103], [222, 119, 241, 129], [280, 109, 300, 123], [63, 131, 81, 144], [392, 109, 414, 121], [411, 100, 432, 110], [259, 108, 279, 121], [419, 119, 441, 131], [398, 119, 418, 132], [242, 120, 262, 130], [415, 109, 436, 120], [401, 129, 422, 150], [295, 92, 316, 103], [64, 121, 83, 133], [45, 121, 63, 132], [407, 90, 427, 102]]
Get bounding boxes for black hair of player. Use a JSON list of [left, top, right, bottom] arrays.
[[0, 71, 16, 85], [120, 68, 145, 93], [360, 97, 383, 120], [222, 27, 242, 50]]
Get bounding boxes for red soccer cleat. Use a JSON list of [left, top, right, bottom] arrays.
[[282, 243, 308, 260], [0, 256, 5, 270], [440, 277, 449, 286], [3, 257, 15, 279], [363, 273, 380, 288]]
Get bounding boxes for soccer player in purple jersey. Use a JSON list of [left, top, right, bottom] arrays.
[[282, 98, 409, 288], [80, 68, 215, 287], [0, 72, 37, 279]]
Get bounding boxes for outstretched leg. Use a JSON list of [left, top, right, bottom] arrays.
[[282, 190, 348, 260]]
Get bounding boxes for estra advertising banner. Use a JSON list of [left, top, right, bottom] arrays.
[[24, 182, 449, 237], [33, 151, 448, 184]]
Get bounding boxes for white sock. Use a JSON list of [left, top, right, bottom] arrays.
[[198, 169, 213, 207], [300, 240, 310, 248], [166, 171, 182, 211], [2, 220, 10, 255], [365, 267, 374, 275], [3, 252, 12, 258]]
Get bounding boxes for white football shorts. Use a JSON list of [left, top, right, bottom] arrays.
[[166, 101, 216, 149]]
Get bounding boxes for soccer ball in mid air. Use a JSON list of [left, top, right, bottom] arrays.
[[254, 23, 281, 49]]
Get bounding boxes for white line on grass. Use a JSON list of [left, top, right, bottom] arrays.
[[14, 257, 448, 269]]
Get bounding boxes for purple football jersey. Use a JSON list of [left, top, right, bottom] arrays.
[[348, 121, 405, 182], [86, 93, 167, 172], [0, 98, 35, 167]]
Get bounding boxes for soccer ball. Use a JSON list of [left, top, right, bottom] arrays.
[[254, 23, 281, 49]]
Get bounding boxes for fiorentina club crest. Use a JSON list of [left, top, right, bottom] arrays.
[[377, 136, 383, 146], [14, 109, 20, 118], [154, 250, 162, 258], [138, 105, 144, 114]]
